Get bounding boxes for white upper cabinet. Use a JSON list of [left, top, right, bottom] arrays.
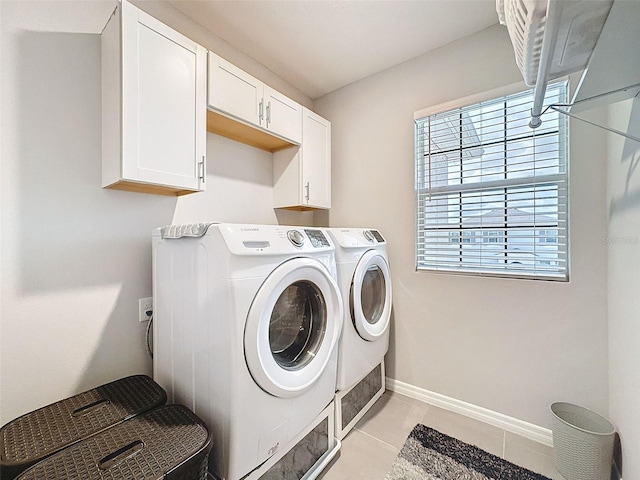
[[208, 55, 262, 127], [102, 0, 207, 196], [263, 86, 303, 144], [273, 108, 331, 210], [301, 109, 331, 208], [208, 52, 302, 145]]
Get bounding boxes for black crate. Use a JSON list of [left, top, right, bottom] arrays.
[[0, 375, 167, 480], [15, 405, 211, 480]]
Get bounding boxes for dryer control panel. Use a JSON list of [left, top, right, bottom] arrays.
[[369, 230, 385, 243], [327, 228, 387, 248]]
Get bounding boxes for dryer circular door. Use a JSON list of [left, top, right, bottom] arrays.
[[350, 250, 392, 341], [244, 257, 343, 398]]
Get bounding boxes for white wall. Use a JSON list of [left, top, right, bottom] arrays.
[[315, 25, 609, 429], [606, 96, 640, 480], [0, 1, 310, 424], [173, 133, 313, 227]]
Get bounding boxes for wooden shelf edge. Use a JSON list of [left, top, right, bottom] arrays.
[[274, 205, 330, 212], [206, 109, 298, 153], [104, 180, 198, 196]]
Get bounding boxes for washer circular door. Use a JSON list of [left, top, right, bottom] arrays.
[[350, 250, 392, 341], [244, 257, 343, 398]]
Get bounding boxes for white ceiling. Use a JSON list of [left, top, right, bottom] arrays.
[[168, 0, 500, 99]]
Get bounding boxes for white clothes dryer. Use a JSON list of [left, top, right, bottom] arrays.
[[326, 228, 392, 439], [152, 223, 343, 480]]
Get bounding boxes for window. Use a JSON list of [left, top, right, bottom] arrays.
[[414, 82, 568, 280]]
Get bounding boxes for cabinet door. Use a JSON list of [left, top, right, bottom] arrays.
[[263, 86, 302, 144], [301, 109, 331, 209], [208, 52, 263, 127], [121, 1, 206, 191]]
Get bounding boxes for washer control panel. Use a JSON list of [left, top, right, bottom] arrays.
[[305, 229, 331, 248], [219, 224, 335, 254], [287, 229, 305, 247], [286, 229, 331, 248]]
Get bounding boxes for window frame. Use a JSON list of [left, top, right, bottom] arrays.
[[414, 81, 570, 281]]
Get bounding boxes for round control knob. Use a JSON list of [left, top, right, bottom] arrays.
[[287, 230, 305, 247], [363, 230, 376, 243]]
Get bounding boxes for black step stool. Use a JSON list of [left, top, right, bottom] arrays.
[[15, 404, 211, 480], [0, 375, 167, 480]]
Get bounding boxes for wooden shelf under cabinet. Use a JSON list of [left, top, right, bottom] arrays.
[[106, 180, 196, 196], [206, 110, 296, 153]]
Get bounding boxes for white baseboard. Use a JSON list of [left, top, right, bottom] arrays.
[[386, 377, 553, 447]]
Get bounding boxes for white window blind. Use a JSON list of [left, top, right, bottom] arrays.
[[415, 82, 569, 280]]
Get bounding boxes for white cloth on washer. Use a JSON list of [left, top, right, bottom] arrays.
[[160, 222, 216, 239]]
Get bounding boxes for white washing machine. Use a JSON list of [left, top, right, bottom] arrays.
[[326, 228, 392, 439], [152, 223, 343, 480]]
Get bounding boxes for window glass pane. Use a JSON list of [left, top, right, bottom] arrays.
[[415, 81, 568, 279], [478, 144, 506, 183]]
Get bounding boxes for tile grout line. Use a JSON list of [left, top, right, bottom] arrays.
[[387, 390, 424, 408], [352, 426, 401, 452]]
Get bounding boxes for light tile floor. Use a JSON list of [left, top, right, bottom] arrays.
[[319, 391, 564, 480]]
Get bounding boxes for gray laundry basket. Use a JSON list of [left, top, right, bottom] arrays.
[[550, 402, 615, 480]]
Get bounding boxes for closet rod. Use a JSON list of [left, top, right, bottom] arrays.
[[529, 0, 561, 129]]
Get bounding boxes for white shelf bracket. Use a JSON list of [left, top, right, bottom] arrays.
[[540, 82, 640, 144]]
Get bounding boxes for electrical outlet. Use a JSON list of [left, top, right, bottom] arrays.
[[139, 297, 153, 322]]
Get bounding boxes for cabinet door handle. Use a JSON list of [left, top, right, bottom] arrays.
[[259, 99, 264, 124], [266, 102, 271, 128], [305, 182, 310, 202], [199, 156, 206, 184]]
